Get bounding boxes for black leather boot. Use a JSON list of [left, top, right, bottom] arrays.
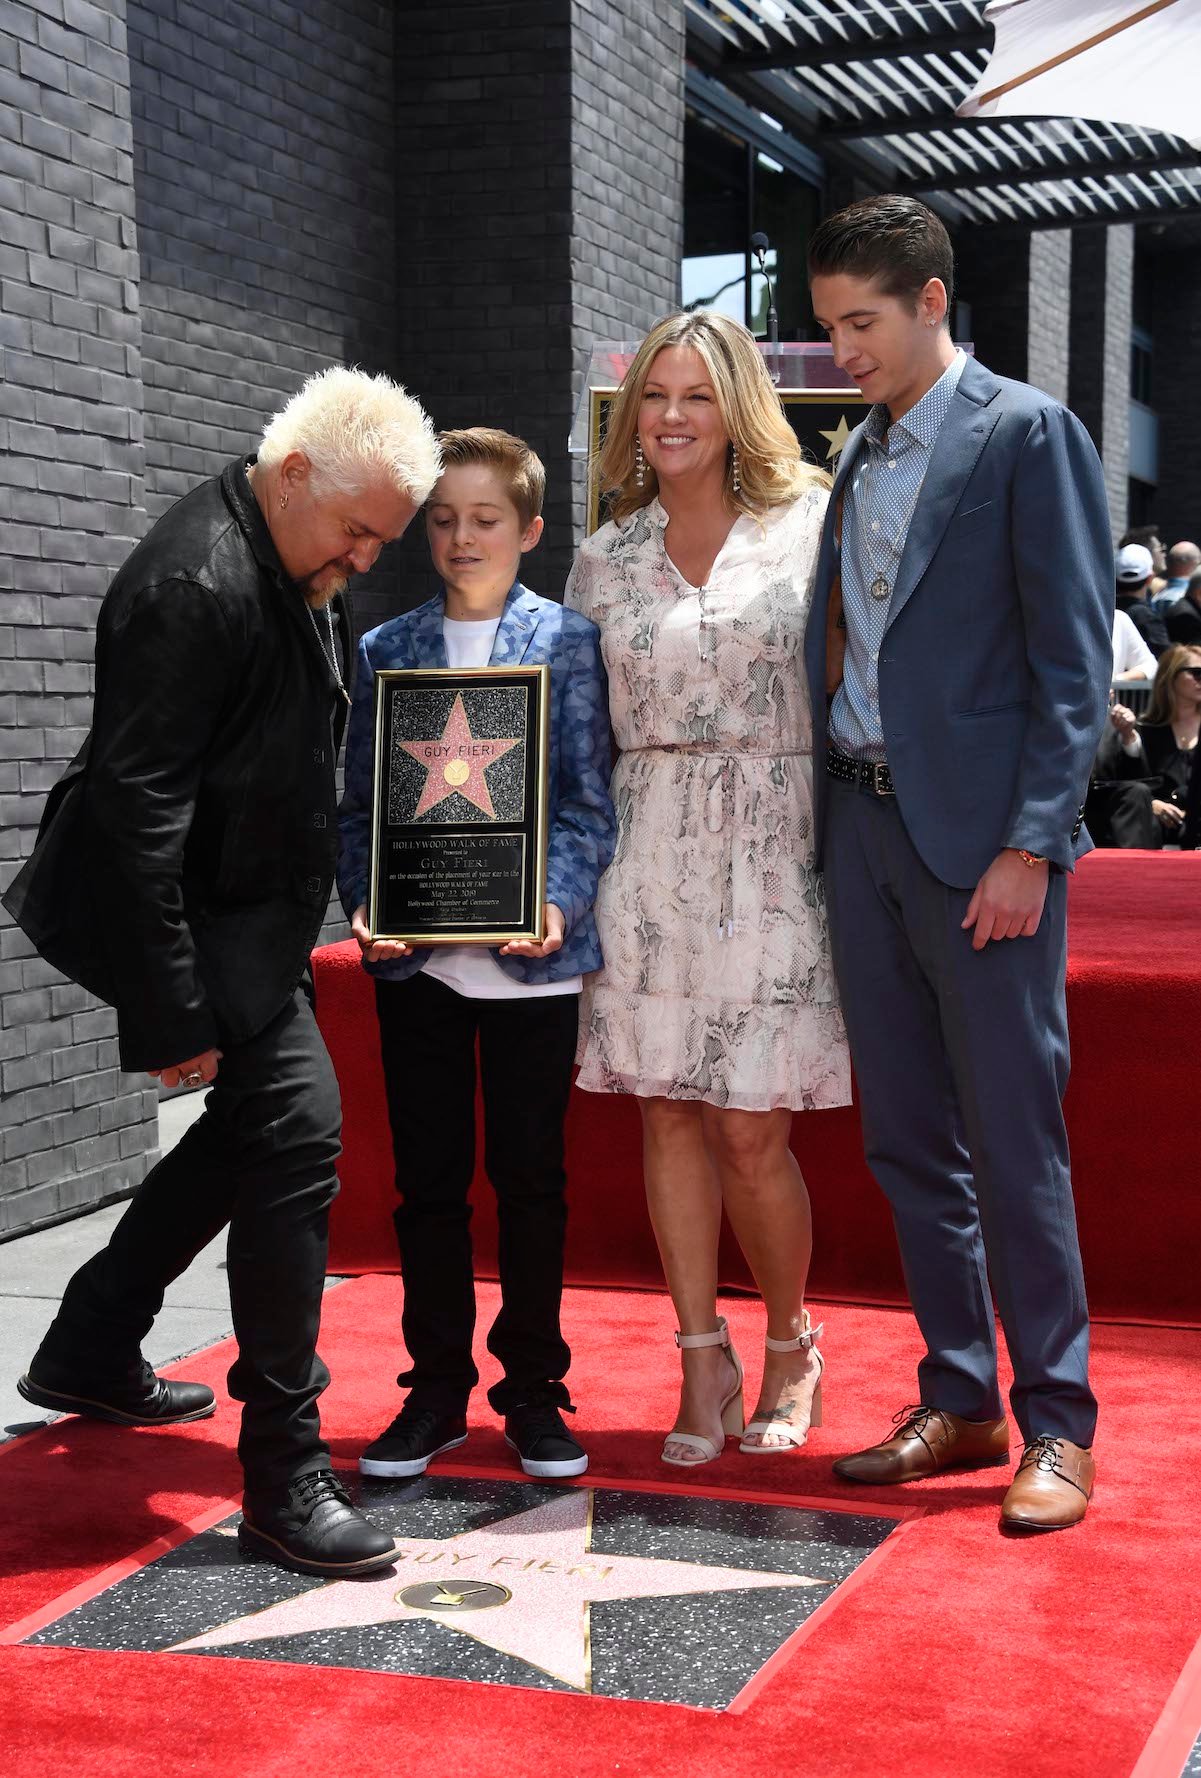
[[17, 1356, 216, 1427], [239, 1470, 398, 1577]]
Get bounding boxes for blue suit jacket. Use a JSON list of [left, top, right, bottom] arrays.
[[337, 582, 616, 984], [804, 356, 1115, 887]]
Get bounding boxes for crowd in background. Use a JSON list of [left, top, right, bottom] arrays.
[[1091, 527, 1201, 849]]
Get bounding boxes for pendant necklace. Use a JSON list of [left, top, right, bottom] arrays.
[[861, 445, 922, 602], [306, 599, 351, 705]]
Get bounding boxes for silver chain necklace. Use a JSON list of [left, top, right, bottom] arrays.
[[306, 599, 350, 704]]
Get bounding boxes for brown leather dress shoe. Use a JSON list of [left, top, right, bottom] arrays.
[[1000, 1437, 1094, 1531], [833, 1405, 1010, 1484]]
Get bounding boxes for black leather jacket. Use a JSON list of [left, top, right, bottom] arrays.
[[4, 459, 350, 1070]]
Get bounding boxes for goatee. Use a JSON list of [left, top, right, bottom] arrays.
[[304, 575, 348, 611]]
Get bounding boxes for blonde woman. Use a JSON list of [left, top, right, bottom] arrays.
[[565, 311, 851, 1465], [1107, 643, 1201, 844]]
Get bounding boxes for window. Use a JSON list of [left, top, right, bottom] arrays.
[[683, 103, 820, 340], [751, 153, 817, 341], [1130, 328, 1153, 406], [683, 110, 750, 324]]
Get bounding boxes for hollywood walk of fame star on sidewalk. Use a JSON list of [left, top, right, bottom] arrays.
[[172, 1489, 826, 1693], [398, 692, 521, 821]]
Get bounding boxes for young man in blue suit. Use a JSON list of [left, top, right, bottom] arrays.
[[338, 428, 615, 1484], [805, 198, 1113, 1532]]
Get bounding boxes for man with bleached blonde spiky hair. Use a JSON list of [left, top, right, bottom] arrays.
[[5, 365, 439, 1579]]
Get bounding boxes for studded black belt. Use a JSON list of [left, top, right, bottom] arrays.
[[826, 745, 895, 797]]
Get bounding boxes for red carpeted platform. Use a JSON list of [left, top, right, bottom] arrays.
[[320, 849, 1201, 1325], [2, 1277, 1201, 1778]]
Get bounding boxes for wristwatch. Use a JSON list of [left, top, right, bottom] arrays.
[[1014, 849, 1047, 868]]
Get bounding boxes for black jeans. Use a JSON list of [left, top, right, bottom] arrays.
[[34, 984, 341, 1493], [374, 970, 578, 1416]]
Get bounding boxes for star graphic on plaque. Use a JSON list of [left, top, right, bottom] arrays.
[[818, 413, 853, 461], [171, 1489, 824, 1693], [397, 692, 521, 821]]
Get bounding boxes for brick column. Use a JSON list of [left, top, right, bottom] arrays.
[[394, 0, 685, 607], [1070, 223, 1133, 536], [1027, 229, 1072, 405], [0, 0, 157, 1235], [954, 224, 1072, 404]]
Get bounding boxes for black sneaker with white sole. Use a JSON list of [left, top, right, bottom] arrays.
[[504, 1402, 588, 1479], [358, 1404, 468, 1479]]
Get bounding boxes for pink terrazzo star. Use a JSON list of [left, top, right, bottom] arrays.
[[398, 692, 521, 820], [172, 1490, 824, 1692]]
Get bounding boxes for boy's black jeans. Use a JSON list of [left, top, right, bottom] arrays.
[[374, 970, 578, 1416]]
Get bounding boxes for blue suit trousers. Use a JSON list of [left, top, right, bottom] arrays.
[[824, 777, 1097, 1447]]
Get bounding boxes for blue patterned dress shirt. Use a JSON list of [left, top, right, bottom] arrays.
[[830, 349, 967, 761]]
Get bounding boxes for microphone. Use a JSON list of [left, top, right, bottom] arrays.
[[751, 232, 778, 348]]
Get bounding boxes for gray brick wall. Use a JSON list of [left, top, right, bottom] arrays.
[[128, 0, 396, 528], [1069, 223, 1132, 537], [0, 0, 159, 1236]]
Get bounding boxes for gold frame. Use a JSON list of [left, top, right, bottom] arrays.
[[368, 663, 551, 946], [585, 385, 870, 533]]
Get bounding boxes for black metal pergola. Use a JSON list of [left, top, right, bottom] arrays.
[[686, 0, 1201, 229]]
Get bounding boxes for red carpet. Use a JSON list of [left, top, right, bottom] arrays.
[[2, 1276, 1201, 1777], [320, 849, 1201, 1324]]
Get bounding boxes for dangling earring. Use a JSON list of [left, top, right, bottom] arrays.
[[634, 437, 646, 489], [731, 445, 741, 495], [280, 491, 290, 510]]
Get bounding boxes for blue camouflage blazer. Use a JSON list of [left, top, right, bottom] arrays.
[[337, 581, 615, 985]]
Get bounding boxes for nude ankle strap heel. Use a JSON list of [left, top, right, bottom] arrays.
[[740, 1311, 825, 1451], [662, 1316, 745, 1467], [763, 1323, 824, 1353]]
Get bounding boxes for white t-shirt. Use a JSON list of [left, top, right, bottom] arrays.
[[419, 614, 581, 1001], [1112, 609, 1156, 681]]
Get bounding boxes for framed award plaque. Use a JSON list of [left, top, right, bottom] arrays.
[[368, 664, 550, 945]]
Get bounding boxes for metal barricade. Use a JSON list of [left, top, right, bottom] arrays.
[[1111, 679, 1154, 716]]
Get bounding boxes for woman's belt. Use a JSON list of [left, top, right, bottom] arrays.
[[622, 744, 811, 759]]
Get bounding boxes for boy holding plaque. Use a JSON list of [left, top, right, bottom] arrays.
[[337, 429, 615, 1480]]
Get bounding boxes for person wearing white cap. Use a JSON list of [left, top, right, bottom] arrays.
[[1115, 543, 1169, 657]]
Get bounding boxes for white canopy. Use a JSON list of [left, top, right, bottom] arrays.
[[958, 0, 1201, 150]]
